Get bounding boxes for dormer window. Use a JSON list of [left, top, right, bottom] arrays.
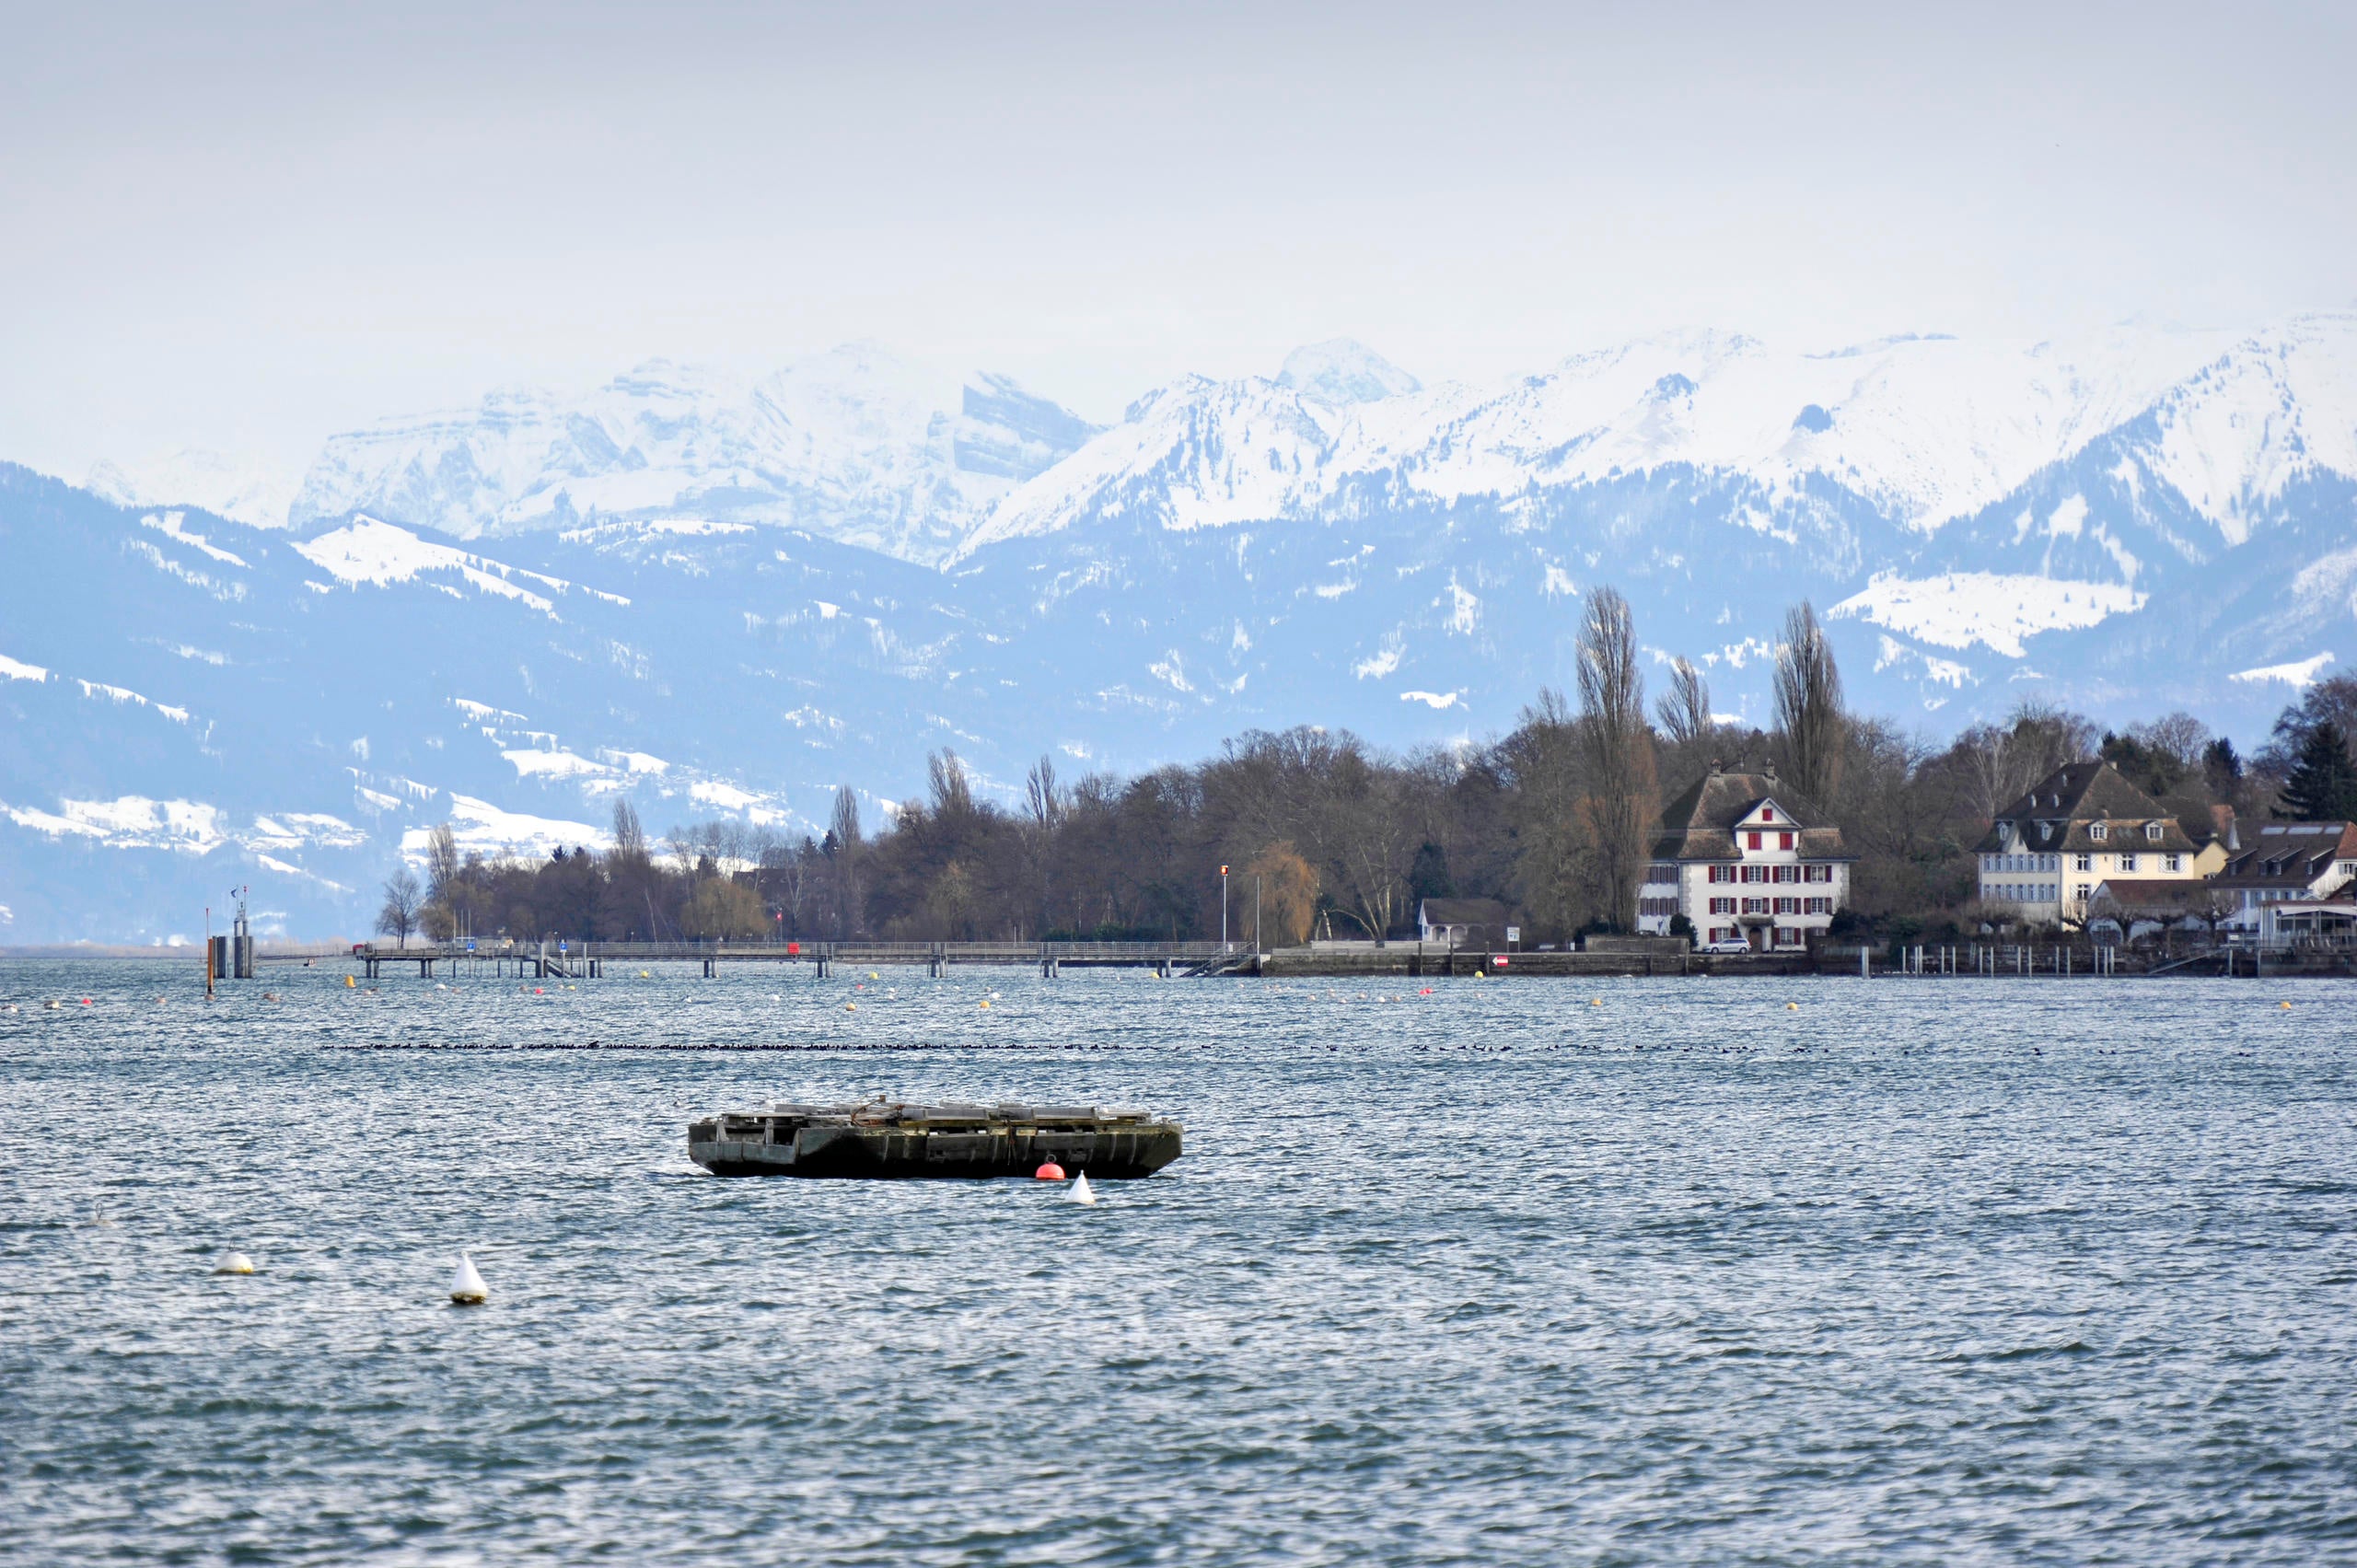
[[2144, 822, 2163, 842], [1762, 806, 1776, 823], [2090, 823, 2107, 842]]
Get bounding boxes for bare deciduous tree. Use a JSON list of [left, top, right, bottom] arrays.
[[1576, 587, 1655, 931], [1773, 601, 1846, 805], [826, 784, 865, 937], [1655, 656, 1713, 748], [377, 867, 422, 949]]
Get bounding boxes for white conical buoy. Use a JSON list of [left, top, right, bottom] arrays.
[[1069, 1171, 1097, 1206], [449, 1253, 488, 1305], [215, 1250, 256, 1275]]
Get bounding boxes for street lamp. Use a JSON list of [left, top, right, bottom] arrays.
[[1220, 865, 1229, 952]]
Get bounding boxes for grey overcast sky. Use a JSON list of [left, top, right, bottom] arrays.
[[4, 0, 2353, 480]]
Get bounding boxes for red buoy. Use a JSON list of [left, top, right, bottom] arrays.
[[1034, 1161, 1066, 1181]]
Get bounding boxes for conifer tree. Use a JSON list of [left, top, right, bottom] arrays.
[[2277, 722, 2357, 821]]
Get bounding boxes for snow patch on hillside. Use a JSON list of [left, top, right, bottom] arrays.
[[1832, 572, 2147, 658], [406, 795, 606, 862], [5, 796, 227, 853], [0, 653, 50, 681], [2231, 653, 2338, 688], [141, 511, 250, 567], [295, 518, 627, 615]]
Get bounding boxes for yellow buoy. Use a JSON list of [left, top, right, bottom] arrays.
[[344, 974, 356, 988], [214, 1251, 257, 1275], [1590, 998, 1602, 1006], [1787, 1002, 1799, 1010], [845, 1002, 857, 1012], [867, 971, 879, 981], [979, 999, 991, 1009], [2281, 1000, 2292, 1008]]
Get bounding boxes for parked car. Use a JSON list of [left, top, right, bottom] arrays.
[[1700, 938, 1754, 955]]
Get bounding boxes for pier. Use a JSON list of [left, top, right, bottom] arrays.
[[345, 938, 1246, 981], [217, 935, 2356, 981]]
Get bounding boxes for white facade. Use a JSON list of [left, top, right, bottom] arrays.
[[1636, 798, 1850, 949]]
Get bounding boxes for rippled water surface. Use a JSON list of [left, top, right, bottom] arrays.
[[5, 959, 2355, 1565]]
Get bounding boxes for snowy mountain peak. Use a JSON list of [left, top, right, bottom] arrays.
[[1278, 340, 1422, 405], [87, 448, 298, 530], [287, 348, 1097, 566]]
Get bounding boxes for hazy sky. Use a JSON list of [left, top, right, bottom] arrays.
[[5, 0, 2353, 482]]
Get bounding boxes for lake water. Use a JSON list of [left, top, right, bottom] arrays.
[[4, 959, 2354, 1565]]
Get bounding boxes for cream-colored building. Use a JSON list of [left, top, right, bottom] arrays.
[[1974, 761, 2223, 925]]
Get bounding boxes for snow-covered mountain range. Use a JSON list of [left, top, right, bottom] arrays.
[[7, 315, 2353, 940]]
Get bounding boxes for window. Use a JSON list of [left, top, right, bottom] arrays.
[[1741, 865, 1767, 884], [1774, 926, 1805, 947], [2165, 854, 2181, 872], [1773, 865, 1799, 884], [1742, 897, 1769, 914], [1805, 897, 1830, 914], [1709, 898, 1736, 915], [1805, 865, 1831, 883], [2075, 854, 2093, 872], [2146, 822, 2164, 841], [1761, 806, 1775, 822], [1639, 898, 1678, 919], [1747, 831, 1762, 850], [2090, 823, 2107, 842], [1644, 864, 1678, 885], [1778, 831, 1794, 850], [1772, 897, 1799, 915], [2119, 854, 2137, 873]]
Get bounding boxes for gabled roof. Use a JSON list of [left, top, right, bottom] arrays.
[[1973, 761, 2202, 854], [1417, 898, 1510, 928], [1648, 769, 1850, 862]]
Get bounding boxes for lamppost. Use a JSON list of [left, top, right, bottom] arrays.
[[1220, 865, 1229, 952]]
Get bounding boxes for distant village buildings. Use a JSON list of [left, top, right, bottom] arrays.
[[1413, 758, 2354, 955], [1964, 760, 2354, 944]]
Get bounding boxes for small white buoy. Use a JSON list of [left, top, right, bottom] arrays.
[[1069, 1171, 1097, 1206], [449, 1253, 488, 1305], [215, 1250, 256, 1275]]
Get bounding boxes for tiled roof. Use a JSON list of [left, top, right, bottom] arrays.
[[2215, 821, 2357, 887], [1648, 770, 1851, 862], [2086, 878, 2214, 912], [1971, 761, 2201, 854]]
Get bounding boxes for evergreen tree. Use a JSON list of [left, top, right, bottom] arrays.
[[2277, 722, 2357, 821]]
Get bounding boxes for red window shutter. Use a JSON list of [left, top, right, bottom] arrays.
[[1747, 831, 1761, 850], [1780, 832, 1794, 850]]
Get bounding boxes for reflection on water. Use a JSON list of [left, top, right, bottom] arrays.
[[3, 960, 2352, 1564]]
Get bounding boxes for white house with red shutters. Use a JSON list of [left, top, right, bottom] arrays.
[[1638, 765, 1855, 950]]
